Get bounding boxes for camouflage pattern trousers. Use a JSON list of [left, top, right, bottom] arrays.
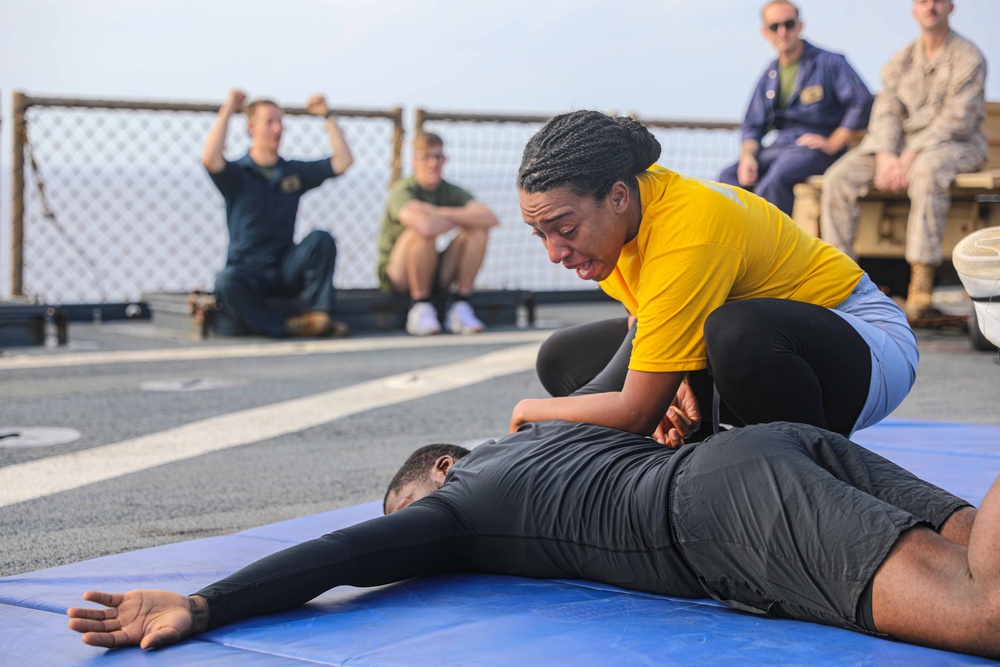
[[819, 142, 986, 266]]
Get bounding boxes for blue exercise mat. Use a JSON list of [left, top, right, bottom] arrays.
[[2, 418, 998, 666]]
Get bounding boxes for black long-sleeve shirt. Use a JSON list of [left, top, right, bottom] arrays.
[[195, 420, 703, 630]]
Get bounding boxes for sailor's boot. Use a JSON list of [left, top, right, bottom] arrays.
[[905, 263, 938, 324]]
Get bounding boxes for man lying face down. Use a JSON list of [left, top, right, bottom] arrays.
[[70, 419, 1000, 659]]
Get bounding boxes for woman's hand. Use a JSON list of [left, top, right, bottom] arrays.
[[67, 590, 207, 650], [652, 380, 702, 448], [509, 399, 537, 433]]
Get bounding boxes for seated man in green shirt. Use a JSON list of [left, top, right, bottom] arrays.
[[377, 132, 499, 336]]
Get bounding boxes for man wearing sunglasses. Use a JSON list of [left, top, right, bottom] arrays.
[[377, 132, 499, 336], [718, 1, 873, 216], [820, 0, 987, 324]]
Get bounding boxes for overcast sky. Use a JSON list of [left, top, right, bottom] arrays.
[[2, 0, 998, 123], [1, 0, 998, 297]]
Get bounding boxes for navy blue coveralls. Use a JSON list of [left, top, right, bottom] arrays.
[[208, 154, 338, 337], [718, 41, 873, 215]]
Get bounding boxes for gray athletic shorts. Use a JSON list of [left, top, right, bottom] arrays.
[[831, 274, 919, 434], [669, 422, 969, 634]]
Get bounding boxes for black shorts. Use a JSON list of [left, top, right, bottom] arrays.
[[669, 423, 970, 634]]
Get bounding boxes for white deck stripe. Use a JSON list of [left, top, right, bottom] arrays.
[[0, 330, 550, 370], [0, 343, 540, 508]]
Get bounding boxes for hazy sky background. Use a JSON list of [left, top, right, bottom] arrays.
[[2, 0, 998, 123], [1, 0, 999, 297]]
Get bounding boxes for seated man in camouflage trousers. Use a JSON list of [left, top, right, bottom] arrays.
[[820, 0, 988, 321]]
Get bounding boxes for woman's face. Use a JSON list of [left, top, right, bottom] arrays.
[[519, 184, 632, 283]]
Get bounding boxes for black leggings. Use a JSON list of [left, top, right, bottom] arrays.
[[535, 299, 872, 438]]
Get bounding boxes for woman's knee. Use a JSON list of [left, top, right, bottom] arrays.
[[536, 327, 587, 397], [536, 319, 628, 397]]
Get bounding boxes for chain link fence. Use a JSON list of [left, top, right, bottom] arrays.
[[414, 109, 740, 292], [11, 93, 403, 304], [413, 109, 563, 290], [9, 94, 740, 303], [638, 116, 742, 181]]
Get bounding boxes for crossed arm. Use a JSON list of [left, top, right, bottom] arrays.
[[398, 199, 499, 238]]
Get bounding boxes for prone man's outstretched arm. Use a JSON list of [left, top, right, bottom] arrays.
[[68, 502, 471, 650]]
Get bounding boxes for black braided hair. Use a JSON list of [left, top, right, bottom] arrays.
[[517, 110, 661, 200]]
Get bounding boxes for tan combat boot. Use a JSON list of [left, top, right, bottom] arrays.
[[285, 311, 350, 338], [905, 263, 937, 322]]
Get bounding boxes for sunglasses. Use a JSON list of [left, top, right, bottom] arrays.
[[767, 18, 799, 32]]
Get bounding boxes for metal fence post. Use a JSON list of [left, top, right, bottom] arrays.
[[390, 106, 404, 185], [413, 108, 426, 136], [11, 91, 27, 298]]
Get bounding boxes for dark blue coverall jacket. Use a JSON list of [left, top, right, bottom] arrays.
[[718, 40, 873, 214]]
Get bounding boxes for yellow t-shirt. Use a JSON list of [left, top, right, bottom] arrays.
[[599, 167, 863, 373]]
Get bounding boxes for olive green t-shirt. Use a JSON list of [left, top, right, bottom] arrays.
[[777, 60, 800, 110], [376, 176, 475, 292]]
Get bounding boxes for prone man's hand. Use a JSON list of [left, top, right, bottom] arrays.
[[67, 590, 206, 650]]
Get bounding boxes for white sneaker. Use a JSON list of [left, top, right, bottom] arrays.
[[406, 302, 441, 336], [446, 300, 485, 334]]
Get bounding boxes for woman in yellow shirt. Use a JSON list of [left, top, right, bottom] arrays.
[[512, 110, 917, 445]]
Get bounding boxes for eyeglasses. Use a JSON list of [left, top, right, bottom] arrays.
[[767, 18, 798, 32], [416, 152, 446, 162]]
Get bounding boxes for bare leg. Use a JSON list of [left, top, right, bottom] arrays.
[[386, 229, 438, 300], [873, 476, 1000, 658], [438, 228, 489, 295], [939, 506, 976, 547]]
